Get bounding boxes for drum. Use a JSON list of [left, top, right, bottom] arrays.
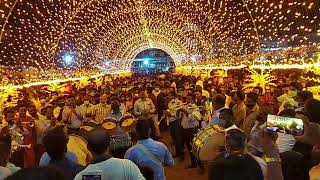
[[101, 118, 117, 135], [109, 136, 132, 151], [80, 126, 94, 140], [82, 120, 98, 127], [120, 115, 136, 132], [100, 117, 117, 125], [80, 126, 94, 132], [192, 125, 225, 161]]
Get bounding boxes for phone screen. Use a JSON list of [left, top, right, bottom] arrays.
[[82, 175, 102, 180], [266, 114, 304, 136]]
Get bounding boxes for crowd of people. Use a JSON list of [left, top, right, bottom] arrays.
[[1, 69, 320, 180]]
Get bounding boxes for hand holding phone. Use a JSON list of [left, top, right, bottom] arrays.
[[266, 115, 304, 136]]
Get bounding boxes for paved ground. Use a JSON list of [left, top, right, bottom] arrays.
[[159, 131, 208, 180]]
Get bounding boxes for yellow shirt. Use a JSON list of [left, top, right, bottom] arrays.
[[67, 135, 92, 166], [93, 103, 111, 123], [53, 106, 62, 119], [225, 95, 232, 107], [242, 105, 260, 137], [232, 102, 247, 127], [80, 103, 95, 116]]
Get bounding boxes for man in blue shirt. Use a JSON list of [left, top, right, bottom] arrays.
[[125, 119, 174, 180], [210, 94, 227, 127]]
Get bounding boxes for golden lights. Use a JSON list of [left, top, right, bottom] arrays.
[[0, 0, 318, 84]]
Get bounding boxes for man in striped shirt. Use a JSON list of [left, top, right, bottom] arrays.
[[93, 94, 111, 123]]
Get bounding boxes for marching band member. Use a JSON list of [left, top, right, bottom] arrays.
[[33, 104, 54, 163], [209, 94, 228, 127], [134, 88, 161, 138], [0, 109, 20, 134], [62, 96, 85, 132], [219, 108, 238, 130], [106, 96, 132, 158], [146, 84, 161, 139], [156, 85, 168, 131], [167, 91, 185, 159], [178, 93, 204, 170], [40, 104, 59, 133], [134, 88, 156, 118], [1, 109, 25, 169], [194, 89, 210, 128], [17, 104, 37, 168]]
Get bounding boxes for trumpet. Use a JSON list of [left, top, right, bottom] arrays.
[[185, 105, 205, 111], [21, 121, 35, 128], [12, 143, 31, 152], [157, 104, 206, 125]]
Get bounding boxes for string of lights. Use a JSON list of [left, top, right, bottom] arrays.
[[0, 0, 318, 84]]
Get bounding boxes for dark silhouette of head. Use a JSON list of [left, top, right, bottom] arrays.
[[135, 119, 151, 140]]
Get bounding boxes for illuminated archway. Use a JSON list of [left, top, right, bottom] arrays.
[[0, 0, 318, 84], [131, 48, 175, 74]]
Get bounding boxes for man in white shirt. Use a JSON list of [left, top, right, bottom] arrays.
[[178, 93, 203, 169], [74, 128, 145, 180], [0, 166, 11, 180], [62, 97, 85, 130], [134, 89, 161, 138], [0, 109, 21, 136], [0, 134, 21, 179], [167, 91, 185, 159], [35, 105, 55, 146], [134, 89, 156, 118]]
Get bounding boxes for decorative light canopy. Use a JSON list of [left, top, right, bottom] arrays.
[[0, 0, 319, 82]]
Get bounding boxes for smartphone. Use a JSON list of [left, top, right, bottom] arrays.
[[82, 171, 103, 180], [82, 175, 101, 180], [266, 115, 304, 136]]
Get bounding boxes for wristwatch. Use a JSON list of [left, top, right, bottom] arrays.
[[264, 155, 282, 163]]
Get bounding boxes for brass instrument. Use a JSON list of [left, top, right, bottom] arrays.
[[6, 128, 30, 152], [21, 121, 35, 128], [12, 143, 31, 152], [9, 129, 24, 145], [185, 105, 205, 112], [158, 104, 205, 125]]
